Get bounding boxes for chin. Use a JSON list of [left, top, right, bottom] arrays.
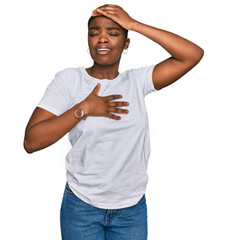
[[91, 57, 122, 67]]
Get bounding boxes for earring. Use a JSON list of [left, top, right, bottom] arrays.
[[87, 48, 90, 54], [123, 49, 128, 54]]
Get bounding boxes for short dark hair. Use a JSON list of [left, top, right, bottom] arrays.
[[88, 16, 128, 39]]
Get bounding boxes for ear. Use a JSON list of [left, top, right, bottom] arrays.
[[124, 38, 130, 50]]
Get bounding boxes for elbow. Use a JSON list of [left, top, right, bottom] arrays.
[[185, 47, 204, 68], [197, 47, 204, 61], [194, 47, 204, 64], [24, 139, 35, 154]]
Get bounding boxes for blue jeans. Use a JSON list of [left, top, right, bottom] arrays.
[[60, 182, 148, 240]]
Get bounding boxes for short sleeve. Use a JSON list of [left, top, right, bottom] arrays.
[[133, 65, 158, 97], [37, 71, 71, 116]]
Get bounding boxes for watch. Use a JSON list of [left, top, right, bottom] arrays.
[[74, 103, 87, 120], [74, 107, 85, 119]]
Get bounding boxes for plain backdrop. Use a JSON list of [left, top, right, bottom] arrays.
[[1, 0, 227, 239]]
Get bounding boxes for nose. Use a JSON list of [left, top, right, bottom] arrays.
[[98, 32, 109, 43]]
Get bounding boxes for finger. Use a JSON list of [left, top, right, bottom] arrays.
[[91, 10, 116, 17], [92, 8, 119, 20], [93, 83, 101, 94], [96, 9, 117, 17], [107, 112, 121, 120], [103, 95, 123, 101], [91, 11, 103, 17], [92, 6, 113, 15], [107, 101, 129, 107], [93, 5, 121, 15], [107, 106, 129, 114], [96, 6, 117, 11], [97, 8, 118, 13]]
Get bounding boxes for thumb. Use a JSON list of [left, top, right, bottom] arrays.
[[93, 83, 100, 95]]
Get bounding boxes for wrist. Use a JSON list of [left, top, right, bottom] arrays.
[[73, 102, 88, 120], [73, 102, 89, 115], [79, 101, 89, 116], [129, 20, 141, 31]]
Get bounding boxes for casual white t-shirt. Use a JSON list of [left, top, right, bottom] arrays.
[[37, 65, 158, 209]]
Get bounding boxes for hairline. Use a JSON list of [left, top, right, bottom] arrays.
[[89, 26, 121, 31], [88, 16, 128, 39]]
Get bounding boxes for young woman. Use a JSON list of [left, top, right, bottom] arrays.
[[24, 4, 203, 240]]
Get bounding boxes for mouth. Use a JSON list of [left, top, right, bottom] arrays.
[[95, 48, 112, 55]]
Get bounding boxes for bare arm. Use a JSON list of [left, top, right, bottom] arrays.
[[93, 5, 204, 90], [24, 105, 83, 154], [24, 83, 129, 153], [131, 22, 204, 90]]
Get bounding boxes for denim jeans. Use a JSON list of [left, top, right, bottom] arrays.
[[60, 182, 148, 240]]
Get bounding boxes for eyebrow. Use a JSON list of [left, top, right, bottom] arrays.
[[89, 26, 121, 31]]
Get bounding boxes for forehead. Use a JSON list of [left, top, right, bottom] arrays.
[[88, 16, 121, 29]]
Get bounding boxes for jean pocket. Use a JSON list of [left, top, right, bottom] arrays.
[[65, 182, 75, 195]]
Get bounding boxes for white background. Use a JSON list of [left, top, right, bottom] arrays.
[[1, 0, 227, 239]]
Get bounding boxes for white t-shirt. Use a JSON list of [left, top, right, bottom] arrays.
[[37, 65, 158, 209]]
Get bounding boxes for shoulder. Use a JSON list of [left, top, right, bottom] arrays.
[[52, 67, 83, 88], [121, 65, 155, 76], [55, 67, 82, 79], [121, 65, 155, 82]]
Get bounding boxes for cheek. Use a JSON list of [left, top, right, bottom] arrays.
[[88, 39, 93, 49], [114, 39, 126, 51]]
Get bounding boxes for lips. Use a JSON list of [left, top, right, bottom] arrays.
[[95, 47, 112, 55], [97, 48, 111, 52]]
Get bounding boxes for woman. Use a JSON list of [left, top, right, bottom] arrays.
[[24, 4, 203, 240]]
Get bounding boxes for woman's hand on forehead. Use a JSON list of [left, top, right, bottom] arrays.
[[91, 4, 137, 31]]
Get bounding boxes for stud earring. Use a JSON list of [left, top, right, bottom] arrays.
[[123, 49, 128, 54]]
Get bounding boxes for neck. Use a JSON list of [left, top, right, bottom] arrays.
[[86, 62, 120, 80]]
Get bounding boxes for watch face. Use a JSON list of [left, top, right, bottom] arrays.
[[74, 107, 84, 118]]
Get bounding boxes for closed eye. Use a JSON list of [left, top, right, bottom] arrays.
[[109, 32, 119, 36], [89, 33, 119, 37], [89, 33, 98, 37]]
